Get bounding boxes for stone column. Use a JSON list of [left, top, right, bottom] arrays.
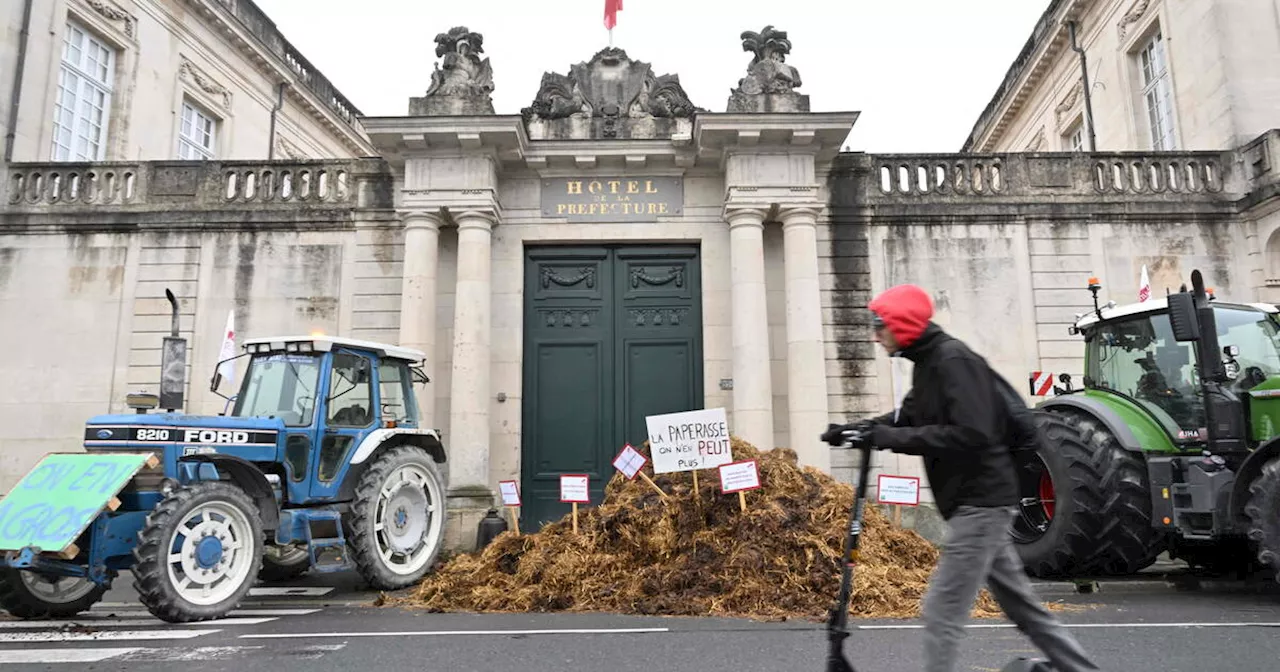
[[781, 206, 831, 472], [396, 210, 442, 427], [446, 209, 496, 501], [727, 207, 775, 450]]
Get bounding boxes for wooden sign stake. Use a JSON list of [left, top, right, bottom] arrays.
[[639, 471, 669, 500], [571, 502, 579, 534], [738, 491, 747, 512], [509, 507, 521, 535]]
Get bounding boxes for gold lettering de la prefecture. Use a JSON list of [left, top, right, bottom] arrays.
[[555, 178, 670, 217]]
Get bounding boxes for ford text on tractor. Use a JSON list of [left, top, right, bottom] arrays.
[[1011, 271, 1280, 582], [0, 290, 448, 622]]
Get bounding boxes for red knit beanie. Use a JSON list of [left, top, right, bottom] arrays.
[[868, 284, 934, 347]]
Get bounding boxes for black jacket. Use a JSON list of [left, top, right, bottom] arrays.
[[869, 323, 1023, 519]]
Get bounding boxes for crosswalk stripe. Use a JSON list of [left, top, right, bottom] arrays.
[[0, 648, 143, 663], [247, 586, 334, 596], [0, 617, 276, 629], [0, 628, 219, 642], [80, 607, 319, 617]]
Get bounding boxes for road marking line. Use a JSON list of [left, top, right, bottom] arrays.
[[240, 627, 671, 639], [115, 645, 267, 662], [78, 608, 319, 618], [248, 587, 334, 596], [0, 648, 142, 663], [855, 622, 1280, 630], [0, 629, 220, 642], [0, 617, 276, 629]]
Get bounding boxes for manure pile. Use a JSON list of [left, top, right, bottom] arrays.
[[391, 438, 1066, 621]]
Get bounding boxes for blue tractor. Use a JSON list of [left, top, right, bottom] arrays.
[[0, 291, 449, 622]]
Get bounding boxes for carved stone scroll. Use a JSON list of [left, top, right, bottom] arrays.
[[179, 56, 232, 110]]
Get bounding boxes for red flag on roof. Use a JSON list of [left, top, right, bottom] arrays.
[[605, 0, 623, 30]]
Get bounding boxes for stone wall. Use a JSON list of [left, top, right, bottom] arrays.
[[822, 139, 1280, 535], [3, 130, 1280, 546], [0, 159, 394, 491]]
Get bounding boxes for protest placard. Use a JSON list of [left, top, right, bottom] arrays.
[[645, 407, 732, 475]]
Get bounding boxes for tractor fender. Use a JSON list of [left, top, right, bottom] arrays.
[[178, 454, 279, 533], [337, 429, 446, 502], [1037, 395, 1145, 452], [349, 428, 446, 465], [1229, 437, 1280, 525]]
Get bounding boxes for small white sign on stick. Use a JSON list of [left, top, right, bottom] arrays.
[[498, 480, 521, 507], [612, 444, 647, 480], [718, 460, 761, 494], [646, 407, 733, 474], [559, 474, 590, 503], [876, 475, 920, 506]]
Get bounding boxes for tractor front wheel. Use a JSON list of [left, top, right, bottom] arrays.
[[131, 481, 264, 623], [346, 445, 447, 590], [259, 544, 310, 583], [0, 569, 108, 619], [1011, 410, 1110, 578], [1244, 457, 1280, 583]]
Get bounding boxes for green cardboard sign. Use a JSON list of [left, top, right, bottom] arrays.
[[0, 452, 154, 553]]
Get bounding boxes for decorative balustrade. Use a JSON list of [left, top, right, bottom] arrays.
[[5, 160, 366, 209], [865, 150, 1239, 202], [1089, 155, 1226, 194], [7, 164, 140, 206], [211, 0, 360, 128]]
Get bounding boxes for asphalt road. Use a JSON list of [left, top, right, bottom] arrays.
[[2, 570, 1279, 671]]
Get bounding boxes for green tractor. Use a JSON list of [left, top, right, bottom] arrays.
[[1012, 270, 1280, 582]]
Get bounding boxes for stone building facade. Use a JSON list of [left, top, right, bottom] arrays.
[[962, 0, 1280, 153], [3, 18, 1280, 549], [0, 0, 372, 181]]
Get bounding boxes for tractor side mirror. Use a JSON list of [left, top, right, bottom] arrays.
[[1168, 293, 1201, 342]]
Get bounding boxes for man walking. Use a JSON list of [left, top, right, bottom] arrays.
[[822, 283, 1102, 672]]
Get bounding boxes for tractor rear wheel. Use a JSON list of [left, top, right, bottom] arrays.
[[131, 481, 264, 623], [346, 445, 447, 590], [1069, 413, 1166, 575], [1011, 410, 1110, 578], [0, 569, 107, 619], [1244, 457, 1280, 583]]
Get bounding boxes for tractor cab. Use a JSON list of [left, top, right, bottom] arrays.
[[1065, 278, 1280, 450], [212, 335, 430, 506]]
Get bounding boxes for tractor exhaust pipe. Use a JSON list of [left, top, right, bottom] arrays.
[[159, 289, 188, 413]]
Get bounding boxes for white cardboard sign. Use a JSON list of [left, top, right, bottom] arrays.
[[612, 444, 647, 480], [645, 407, 733, 474], [559, 474, 590, 503], [877, 475, 920, 506], [498, 480, 521, 507], [718, 460, 761, 494]]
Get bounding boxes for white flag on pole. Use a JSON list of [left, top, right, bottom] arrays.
[[1138, 265, 1151, 303], [216, 310, 237, 386]]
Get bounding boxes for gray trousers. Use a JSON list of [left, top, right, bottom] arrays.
[[922, 506, 1102, 672]]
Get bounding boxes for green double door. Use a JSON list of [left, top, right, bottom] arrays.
[[520, 244, 703, 529]]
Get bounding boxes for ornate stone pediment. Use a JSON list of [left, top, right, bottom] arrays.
[[521, 47, 703, 140], [409, 26, 495, 116], [727, 25, 809, 113]]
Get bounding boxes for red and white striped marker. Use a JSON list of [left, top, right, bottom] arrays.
[[1029, 371, 1055, 396]]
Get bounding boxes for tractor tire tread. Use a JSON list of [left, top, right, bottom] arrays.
[[1016, 411, 1111, 578], [1244, 457, 1280, 583], [130, 481, 264, 623], [0, 570, 108, 619], [346, 444, 446, 591], [1069, 414, 1166, 576]]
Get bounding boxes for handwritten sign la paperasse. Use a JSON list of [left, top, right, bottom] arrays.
[[541, 177, 683, 222]]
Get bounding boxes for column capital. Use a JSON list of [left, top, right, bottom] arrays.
[[397, 209, 445, 231], [449, 208, 499, 232], [724, 206, 768, 230], [779, 204, 824, 230]]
